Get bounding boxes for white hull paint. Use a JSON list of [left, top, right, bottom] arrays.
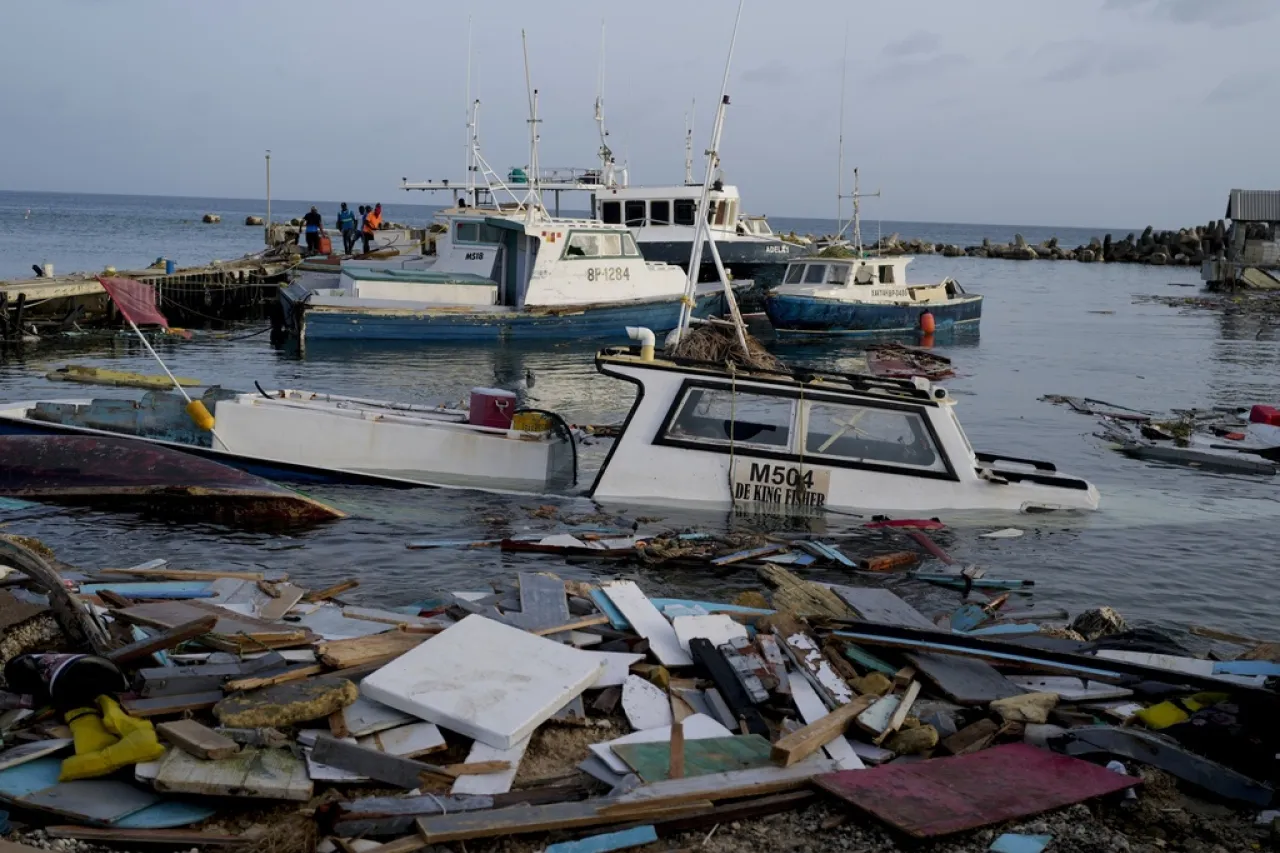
[[590, 350, 1098, 515]]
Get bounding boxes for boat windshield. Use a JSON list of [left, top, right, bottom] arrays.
[[803, 264, 827, 284], [803, 401, 946, 473], [665, 388, 794, 449], [828, 265, 851, 284], [563, 231, 634, 259], [784, 264, 804, 284]]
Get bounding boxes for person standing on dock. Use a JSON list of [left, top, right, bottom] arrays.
[[302, 206, 325, 254], [336, 203, 358, 255], [361, 203, 382, 254]]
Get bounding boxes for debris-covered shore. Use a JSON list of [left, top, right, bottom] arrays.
[[0, 521, 1275, 853]]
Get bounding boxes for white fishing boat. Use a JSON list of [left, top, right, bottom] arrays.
[[0, 387, 576, 493], [586, 333, 1098, 514]]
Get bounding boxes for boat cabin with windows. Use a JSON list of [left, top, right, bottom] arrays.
[[589, 342, 1096, 513]]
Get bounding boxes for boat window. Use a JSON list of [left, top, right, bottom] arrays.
[[674, 199, 696, 226], [666, 387, 794, 450], [755, 219, 772, 236], [828, 265, 851, 284], [803, 264, 827, 284], [564, 233, 600, 258], [714, 201, 731, 227], [625, 201, 647, 227], [878, 265, 895, 284], [597, 233, 623, 256], [601, 201, 622, 225], [622, 233, 640, 256], [650, 200, 670, 226], [804, 402, 945, 472], [784, 264, 804, 284], [454, 222, 504, 244]]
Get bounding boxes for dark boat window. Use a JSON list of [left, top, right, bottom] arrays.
[[674, 199, 696, 226], [828, 265, 851, 284], [454, 222, 504, 244], [601, 201, 622, 224], [804, 402, 944, 471], [803, 264, 827, 284], [624, 201, 647, 227], [649, 200, 670, 226], [784, 264, 804, 284], [666, 388, 794, 449], [878, 264, 895, 283]]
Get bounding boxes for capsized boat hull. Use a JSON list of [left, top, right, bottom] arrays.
[[0, 435, 343, 528], [765, 293, 983, 337], [282, 285, 727, 342]]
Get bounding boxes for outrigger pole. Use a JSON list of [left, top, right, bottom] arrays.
[[674, 0, 748, 354]]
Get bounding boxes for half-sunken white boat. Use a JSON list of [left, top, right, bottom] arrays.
[[586, 332, 1098, 514], [0, 387, 575, 493]]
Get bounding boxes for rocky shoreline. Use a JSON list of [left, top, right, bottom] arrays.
[[868, 220, 1232, 267]]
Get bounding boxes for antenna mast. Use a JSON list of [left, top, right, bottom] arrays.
[[464, 16, 475, 204], [594, 20, 614, 187], [521, 30, 544, 222], [836, 24, 847, 236], [683, 100, 696, 185], [836, 168, 880, 252]]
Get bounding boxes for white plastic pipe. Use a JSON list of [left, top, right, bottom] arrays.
[[627, 326, 655, 361]]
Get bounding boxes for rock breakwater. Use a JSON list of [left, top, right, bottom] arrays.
[[873, 220, 1231, 266]]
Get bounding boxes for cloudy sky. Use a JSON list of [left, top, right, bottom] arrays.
[[1, 0, 1274, 227]]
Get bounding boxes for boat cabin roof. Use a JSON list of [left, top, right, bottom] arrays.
[[596, 345, 947, 408], [597, 184, 740, 201]]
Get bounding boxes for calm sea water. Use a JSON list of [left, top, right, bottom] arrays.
[[1, 191, 1275, 641]]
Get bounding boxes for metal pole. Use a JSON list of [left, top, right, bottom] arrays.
[[265, 150, 271, 243]]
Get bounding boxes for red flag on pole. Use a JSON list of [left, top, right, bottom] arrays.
[[97, 276, 171, 329]]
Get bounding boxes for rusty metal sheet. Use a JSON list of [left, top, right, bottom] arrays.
[[814, 743, 1139, 838]]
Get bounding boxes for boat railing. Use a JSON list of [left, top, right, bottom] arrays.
[[241, 396, 540, 435]]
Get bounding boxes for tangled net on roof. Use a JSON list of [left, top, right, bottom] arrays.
[[667, 323, 784, 372]]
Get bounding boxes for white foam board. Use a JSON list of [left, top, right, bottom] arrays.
[[622, 675, 673, 731], [362, 614, 605, 749], [672, 614, 748, 654], [359, 722, 446, 758], [582, 651, 646, 688], [788, 675, 864, 771], [602, 581, 692, 667], [588, 713, 732, 775], [450, 736, 530, 795], [1006, 676, 1133, 702]]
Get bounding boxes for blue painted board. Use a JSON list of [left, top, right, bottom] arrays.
[[591, 589, 631, 631], [1212, 660, 1280, 677], [916, 574, 1034, 591], [650, 598, 774, 616], [545, 825, 659, 853], [950, 604, 991, 633], [990, 833, 1053, 853], [0, 497, 38, 511], [81, 582, 213, 599], [113, 799, 218, 829], [965, 623, 1043, 637]]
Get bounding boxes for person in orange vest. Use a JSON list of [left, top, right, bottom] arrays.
[[361, 203, 383, 254]]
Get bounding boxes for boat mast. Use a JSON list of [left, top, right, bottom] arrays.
[[836, 25, 847, 237], [836, 167, 880, 252], [675, 0, 748, 354], [594, 20, 614, 188], [684, 100, 696, 185], [464, 15, 474, 205], [521, 30, 545, 222]]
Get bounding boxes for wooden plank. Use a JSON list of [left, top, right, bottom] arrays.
[[874, 681, 920, 745], [450, 737, 529, 796], [668, 721, 684, 779], [903, 651, 1027, 706], [121, 691, 223, 718], [532, 615, 610, 636], [590, 714, 733, 775], [257, 583, 306, 621], [341, 695, 416, 738], [0, 739, 72, 772], [416, 800, 710, 845], [601, 581, 691, 667], [855, 695, 901, 738], [156, 720, 240, 760], [311, 734, 453, 788], [20, 779, 159, 823], [224, 664, 325, 693], [42, 827, 252, 849], [814, 743, 1139, 838], [940, 718, 999, 756], [100, 568, 266, 581], [787, 676, 864, 771], [771, 615, 855, 707], [153, 747, 312, 801], [303, 579, 359, 603], [544, 825, 659, 853], [688, 640, 768, 737], [771, 695, 874, 767], [602, 759, 841, 813], [104, 616, 218, 665], [0, 839, 49, 853], [614, 735, 773, 783], [316, 631, 427, 669], [757, 565, 851, 619]]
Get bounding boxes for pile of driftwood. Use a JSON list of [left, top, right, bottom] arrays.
[[0, 528, 1275, 853]]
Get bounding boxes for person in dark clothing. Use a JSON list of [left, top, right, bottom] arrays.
[[336, 203, 358, 255], [302, 206, 325, 253], [356, 206, 369, 254]]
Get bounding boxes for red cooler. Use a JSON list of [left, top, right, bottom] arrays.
[[469, 387, 517, 429], [1249, 405, 1280, 426]]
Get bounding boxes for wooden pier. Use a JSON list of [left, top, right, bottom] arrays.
[[0, 257, 291, 341]]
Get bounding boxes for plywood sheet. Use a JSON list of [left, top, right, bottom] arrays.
[[362, 614, 604, 749], [589, 714, 732, 775], [153, 747, 313, 801], [450, 736, 529, 795], [814, 743, 1139, 838]]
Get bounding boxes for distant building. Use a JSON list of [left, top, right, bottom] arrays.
[[1202, 189, 1280, 288]]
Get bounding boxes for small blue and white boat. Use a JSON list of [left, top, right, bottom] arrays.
[[280, 210, 727, 343], [765, 252, 982, 339]]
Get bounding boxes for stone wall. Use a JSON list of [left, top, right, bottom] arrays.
[[871, 220, 1232, 266]]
